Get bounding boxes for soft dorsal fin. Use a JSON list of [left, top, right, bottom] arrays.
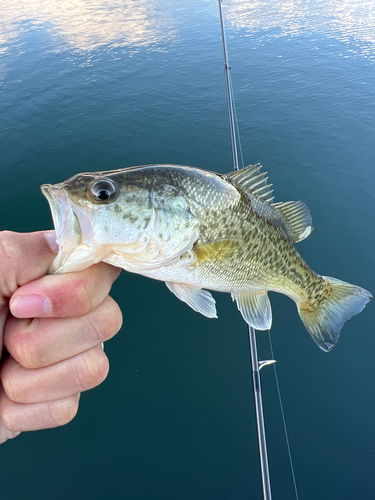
[[225, 164, 274, 203], [271, 200, 313, 243], [225, 164, 313, 243]]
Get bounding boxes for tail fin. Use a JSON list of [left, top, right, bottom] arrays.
[[298, 276, 371, 352]]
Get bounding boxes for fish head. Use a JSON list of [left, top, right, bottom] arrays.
[[41, 167, 199, 274], [41, 171, 154, 273]]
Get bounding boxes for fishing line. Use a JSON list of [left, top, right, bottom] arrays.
[[218, 2, 300, 500], [218, 0, 239, 171], [225, 65, 245, 169], [268, 331, 300, 500], [230, 83, 245, 169], [219, 2, 272, 499]]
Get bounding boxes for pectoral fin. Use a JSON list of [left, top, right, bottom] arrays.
[[166, 282, 217, 318], [232, 291, 272, 330]]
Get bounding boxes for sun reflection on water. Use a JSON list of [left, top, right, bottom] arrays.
[[0, 0, 176, 55], [224, 0, 375, 62], [0, 0, 374, 61]]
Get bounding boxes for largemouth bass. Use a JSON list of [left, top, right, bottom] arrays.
[[41, 164, 371, 352]]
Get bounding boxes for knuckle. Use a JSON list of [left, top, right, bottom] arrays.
[[0, 231, 22, 262], [7, 328, 43, 370], [52, 264, 121, 318], [107, 299, 123, 336], [0, 405, 17, 433], [2, 379, 23, 405], [1, 362, 22, 403], [65, 278, 93, 316], [75, 349, 109, 392], [47, 395, 80, 427], [0, 390, 14, 431], [88, 297, 123, 343], [105, 263, 122, 283], [0, 231, 22, 291]]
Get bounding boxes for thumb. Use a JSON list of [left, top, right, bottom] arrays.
[[0, 231, 57, 301], [0, 231, 57, 354]]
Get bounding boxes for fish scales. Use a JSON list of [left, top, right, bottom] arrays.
[[41, 164, 371, 352], [194, 202, 321, 296]]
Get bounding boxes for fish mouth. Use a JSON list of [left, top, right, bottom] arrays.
[[41, 183, 83, 273]]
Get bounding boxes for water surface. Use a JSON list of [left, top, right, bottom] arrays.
[[1, 1, 374, 499]]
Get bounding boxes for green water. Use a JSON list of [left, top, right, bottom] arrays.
[[1, 1, 374, 499]]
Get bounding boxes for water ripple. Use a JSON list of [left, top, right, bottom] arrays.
[[0, 0, 177, 56], [224, 0, 375, 63]]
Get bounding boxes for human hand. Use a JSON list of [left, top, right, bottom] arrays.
[[0, 231, 122, 444]]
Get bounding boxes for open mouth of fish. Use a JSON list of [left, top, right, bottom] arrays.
[[41, 183, 93, 273]]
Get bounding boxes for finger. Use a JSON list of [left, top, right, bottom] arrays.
[[0, 384, 80, 433], [4, 296, 122, 369], [0, 231, 56, 298], [1, 345, 109, 404], [10, 262, 121, 319], [0, 418, 21, 444], [0, 231, 57, 357]]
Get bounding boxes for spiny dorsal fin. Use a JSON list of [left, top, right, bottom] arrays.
[[271, 200, 313, 243], [225, 164, 274, 203]]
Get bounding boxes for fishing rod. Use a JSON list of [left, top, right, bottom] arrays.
[[218, 2, 274, 499]]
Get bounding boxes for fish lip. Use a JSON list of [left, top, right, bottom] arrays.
[[41, 183, 82, 272]]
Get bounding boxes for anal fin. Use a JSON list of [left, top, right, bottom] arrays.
[[166, 282, 217, 318], [232, 291, 272, 330]]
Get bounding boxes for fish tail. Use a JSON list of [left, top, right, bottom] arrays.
[[298, 276, 371, 352]]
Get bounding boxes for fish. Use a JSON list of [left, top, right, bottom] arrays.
[[41, 163, 371, 352]]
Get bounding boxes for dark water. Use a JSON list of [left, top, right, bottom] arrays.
[[1, 1, 374, 499]]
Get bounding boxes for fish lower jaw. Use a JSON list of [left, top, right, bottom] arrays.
[[49, 244, 108, 274]]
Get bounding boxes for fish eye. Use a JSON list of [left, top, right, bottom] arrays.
[[90, 179, 117, 203]]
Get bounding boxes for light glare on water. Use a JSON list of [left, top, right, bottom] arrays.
[[0, 2, 374, 500], [224, 0, 375, 62], [0, 0, 177, 54]]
